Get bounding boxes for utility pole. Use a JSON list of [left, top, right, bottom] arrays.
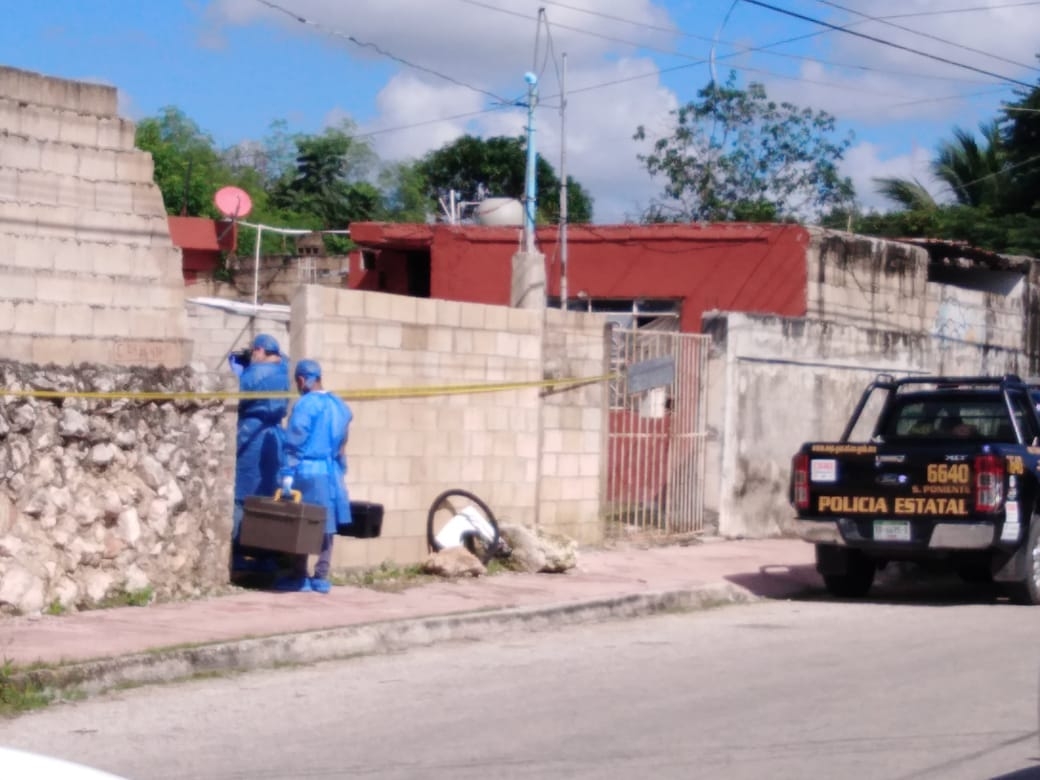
[[522, 70, 539, 254], [559, 52, 568, 310]]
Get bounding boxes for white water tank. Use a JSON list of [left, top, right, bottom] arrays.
[[474, 197, 523, 226]]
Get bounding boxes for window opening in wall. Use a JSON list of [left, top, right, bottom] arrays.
[[927, 262, 1024, 296], [361, 250, 378, 271]]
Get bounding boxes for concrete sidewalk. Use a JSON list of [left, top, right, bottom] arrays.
[[0, 538, 820, 696]]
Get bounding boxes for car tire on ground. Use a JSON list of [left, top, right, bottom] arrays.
[[1007, 514, 1040, 606]]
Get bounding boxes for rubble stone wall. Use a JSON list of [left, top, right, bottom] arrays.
[[0, 362, 234, 616]]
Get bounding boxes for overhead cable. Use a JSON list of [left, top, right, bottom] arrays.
[[811, 0, 1039, 72], [742, 0, 1035, 89], [253, 0, 510, 104]]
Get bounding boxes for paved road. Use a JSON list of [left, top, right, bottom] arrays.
[[1, 586, 1039, 779]]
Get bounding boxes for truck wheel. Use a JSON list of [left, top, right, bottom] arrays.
[[822, 553, 876, 599], [1008, 516, 1040, 605]]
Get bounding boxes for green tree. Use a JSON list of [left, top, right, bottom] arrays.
[[874, 122, 1007, 212], [634, 73, 855, 222], [1002, 71, 1040, 216], [270, 120, 381, 229], [416, 135, 594, 223], [135, 107, 230, 217], [380, 161, 433, 222]]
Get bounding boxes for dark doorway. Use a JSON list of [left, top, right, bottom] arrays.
[[406, 251, 431, 297]]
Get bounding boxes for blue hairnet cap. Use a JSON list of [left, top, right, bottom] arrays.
[[252, 333, 280, 354], [294, 359, 322, 381]]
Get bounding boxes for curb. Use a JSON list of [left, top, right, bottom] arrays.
[[17, 582, 759, 698]]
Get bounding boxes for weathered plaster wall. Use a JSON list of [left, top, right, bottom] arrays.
[[0, 66, 188, 367], [704, 311, 1024, 539], [806, 228, 1029, 353]]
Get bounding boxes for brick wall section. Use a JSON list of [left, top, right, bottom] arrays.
[[184, 300, 291, 372], [540, 308, 608, 545], [291, 286, 608, 570], [0, 66, 187, 367]]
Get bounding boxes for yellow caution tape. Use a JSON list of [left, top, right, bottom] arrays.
[[0, 374, 615, 403]]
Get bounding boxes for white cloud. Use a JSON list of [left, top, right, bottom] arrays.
[[208, 0, 682, 223], [841, 140, 939, 212], [206, 0, 1037, 224]]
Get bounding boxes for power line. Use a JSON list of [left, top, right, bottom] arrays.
[[253, 0, 511, 104], [742, 0, 1035, 89], [354, 105, 519, 139], [811, 0, 1039, 72], [527, 0, 1020, 84], [882, 1, 1040, 20], [460, 0, 996, 86]]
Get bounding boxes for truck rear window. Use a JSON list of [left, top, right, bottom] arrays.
[[881, 398, 1015, 441]]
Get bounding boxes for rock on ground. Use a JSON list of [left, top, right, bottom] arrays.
[[498, 524, 578, 573]]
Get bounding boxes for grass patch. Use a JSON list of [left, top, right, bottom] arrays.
[[334, 561, 439, 592], [0, 660, 52, 717], [95, 586, 155, 610], [45, 599, 67, 616]]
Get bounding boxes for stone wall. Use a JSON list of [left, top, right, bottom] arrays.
[[0, 65, 188, 368], [703, 311, 1025, 539], [0, 362, 233, 615], [290, 285, 607, 570]]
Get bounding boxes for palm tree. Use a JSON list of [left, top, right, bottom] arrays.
[[872, 177, 937, 211], [932, 122, 1005, 207], [874, 121, 1007, 210]]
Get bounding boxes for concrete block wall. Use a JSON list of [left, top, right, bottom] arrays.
[[292, 286, 546, 570], [184, 301, 291, 373], [703, 311, 1024, 539], [540, 308, 609, 545], [0, 66, 187, 368]]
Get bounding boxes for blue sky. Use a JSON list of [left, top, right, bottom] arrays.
[[4, 0, 1039, 222]]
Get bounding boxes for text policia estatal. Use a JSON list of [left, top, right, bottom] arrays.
[[816, 495, 968, 516]]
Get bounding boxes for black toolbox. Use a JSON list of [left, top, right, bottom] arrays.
[[339, 501, 384, 538], [240, 491, 326, 554]]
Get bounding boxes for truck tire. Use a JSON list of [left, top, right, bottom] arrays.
[[822, 552, 876, 599], [1008, 515, 1040, 606]]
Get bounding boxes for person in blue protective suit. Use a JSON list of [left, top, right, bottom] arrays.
[[275, 359, 353, 594], [230, 333, 291, 573]]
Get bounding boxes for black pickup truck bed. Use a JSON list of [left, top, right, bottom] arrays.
[[790, 374, 1040, 604]]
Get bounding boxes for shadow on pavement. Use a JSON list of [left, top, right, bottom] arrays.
[[726, 563, 1027, 609]]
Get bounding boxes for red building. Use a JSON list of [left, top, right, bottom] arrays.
[[347, 222, 811, 331], [168, 216, 237, 284]]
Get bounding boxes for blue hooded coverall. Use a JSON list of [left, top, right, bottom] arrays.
[[233, 357, 290, 542], [282, 388, 353, 580]]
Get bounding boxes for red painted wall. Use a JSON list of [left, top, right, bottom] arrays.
[[348, 222, 811, 331]]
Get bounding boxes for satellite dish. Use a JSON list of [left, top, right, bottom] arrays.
[[214, 186, 253, 219]]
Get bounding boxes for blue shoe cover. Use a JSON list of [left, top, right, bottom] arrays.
[[309, 578, 331, 594], [274, 576, 312, 592]]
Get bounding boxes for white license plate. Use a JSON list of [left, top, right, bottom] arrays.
[[874, 520, 911, 542]]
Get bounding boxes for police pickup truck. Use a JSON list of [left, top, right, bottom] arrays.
[[790, 374, 1040, 604]]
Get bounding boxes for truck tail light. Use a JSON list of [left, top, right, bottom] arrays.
[[973, 454, 1004, 512], [792, 453, 810, 510]]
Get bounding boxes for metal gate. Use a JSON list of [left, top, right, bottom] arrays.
[[605, 324, 710, 535]]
